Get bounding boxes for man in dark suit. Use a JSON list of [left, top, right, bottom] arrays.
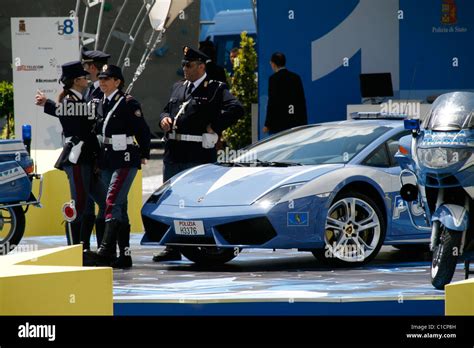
[[152, 46, 244, 262], [263, 52, 308, 135]]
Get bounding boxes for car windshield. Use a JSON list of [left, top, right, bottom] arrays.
[[424, 92, 474, 131], [233, 125, 391, 165]]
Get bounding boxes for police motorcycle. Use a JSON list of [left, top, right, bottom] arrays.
[[0, 126, 43, 255], [396, 91, 474, 289]]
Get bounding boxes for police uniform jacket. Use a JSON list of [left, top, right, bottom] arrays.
[[43, 90, 100, 166], [96, 90, 151, 170], [160, 76, 244, 163], [85, 84, 103, 102]]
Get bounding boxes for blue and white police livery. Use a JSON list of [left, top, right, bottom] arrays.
[[142, 117, 432, 266]]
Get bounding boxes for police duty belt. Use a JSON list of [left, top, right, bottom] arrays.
[[164, 99, 219, 148]]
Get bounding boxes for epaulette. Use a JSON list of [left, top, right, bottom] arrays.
[[208, 80, 223, 86], [65, 94, 80, 101]]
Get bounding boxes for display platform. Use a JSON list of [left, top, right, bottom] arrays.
[[16, 235, 462, 316], [0, 245, 112, 315]]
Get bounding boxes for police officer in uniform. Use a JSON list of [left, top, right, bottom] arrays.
[[82, 49, 110, 102], [35, 61, 100, 246], [153, 46, 244, 262], [85, 64, 151, 268], [79, 49, 111, 252]]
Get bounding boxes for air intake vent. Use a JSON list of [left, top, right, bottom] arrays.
[[216, 217, 277, 245], [142, 216, 169, 243], [426, 174, 460, 188]]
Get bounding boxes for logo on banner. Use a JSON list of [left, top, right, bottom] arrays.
[[441, 0, 457, 25], [35, 78, 58, 83], [56, 19, 75, 36], [433, 0, 467, 33], [16, 65, 44, 72], [19, 19, 26, 32], [15, 19, 29, 36]]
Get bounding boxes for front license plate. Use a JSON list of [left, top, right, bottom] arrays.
[[174, 220, 205, 236]]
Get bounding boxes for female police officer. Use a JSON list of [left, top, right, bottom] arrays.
[[35, 61, 101, 246], [85, 64, 151, 268]]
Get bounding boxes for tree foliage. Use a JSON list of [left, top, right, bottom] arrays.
[[0, 81, 14, 139], [222, 32, 257, 150]]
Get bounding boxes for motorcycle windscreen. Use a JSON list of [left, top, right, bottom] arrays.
[[424, 92, 474, 131], [0, 161, 31, 203]]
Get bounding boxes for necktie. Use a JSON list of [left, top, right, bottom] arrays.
[[186, 83, 194, 98], [103, 99, 110, 116], [87, 85, 95, 99]]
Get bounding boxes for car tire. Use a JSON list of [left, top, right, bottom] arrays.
[[312, 191, 386, 266], [180, 246, 240, 265]]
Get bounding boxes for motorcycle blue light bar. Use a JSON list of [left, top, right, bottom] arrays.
[[404, 119, 421, 131], [22, 124, 32, 140]]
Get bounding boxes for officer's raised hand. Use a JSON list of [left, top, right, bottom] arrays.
[[35, 90, 47, 106]]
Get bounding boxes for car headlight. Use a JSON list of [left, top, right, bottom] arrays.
[[417, 147, 471, 169], [146, 180, 171, 204], [253, 182, 306, 207]]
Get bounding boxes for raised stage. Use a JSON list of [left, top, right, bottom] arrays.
[[16, 234, 457, 316]]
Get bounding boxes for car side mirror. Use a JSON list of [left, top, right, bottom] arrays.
[[397, 135, 412, 157]]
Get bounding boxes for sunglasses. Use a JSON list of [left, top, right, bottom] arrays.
[[181, 61, 201, 68]]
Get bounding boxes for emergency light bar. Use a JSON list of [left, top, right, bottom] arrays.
[[350, 112, 409, 120]]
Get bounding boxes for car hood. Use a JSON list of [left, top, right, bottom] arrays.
[[160, 163, 343, 207]]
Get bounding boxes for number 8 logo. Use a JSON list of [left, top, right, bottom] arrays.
[[63, 19, 74, 34]]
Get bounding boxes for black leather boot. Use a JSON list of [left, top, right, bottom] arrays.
[[65, 221, 82, 245], [95, 218, 105, 248], [152, 246, 182, 262], [112, 222, 132, 269], [83, 219, 119, 266], [80, 214, 96, 251]]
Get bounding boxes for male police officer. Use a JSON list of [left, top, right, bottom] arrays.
[[153, 46, 244, 262], [80, 49, 111, 252], [82, 49, 111, 101]]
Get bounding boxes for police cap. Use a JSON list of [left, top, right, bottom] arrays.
[[98, 64, 124, 81], [182, 46, 210, 65], [60, 61, 88, 82], [81, 50, 111, 64]]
